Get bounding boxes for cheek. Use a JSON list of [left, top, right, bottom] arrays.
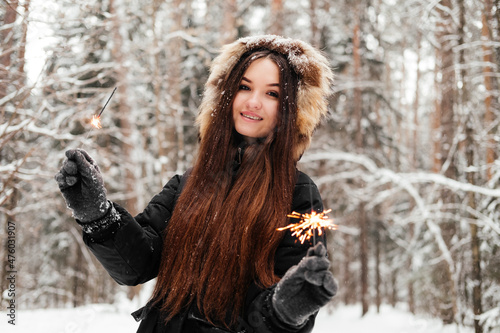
[[232, 94, 242, 113], [231, 98, 239, 119]]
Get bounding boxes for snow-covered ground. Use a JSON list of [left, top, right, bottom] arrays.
[[1, 302, 473, 333]]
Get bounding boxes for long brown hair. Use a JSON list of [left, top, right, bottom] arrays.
[[151, 49, 301, 328]]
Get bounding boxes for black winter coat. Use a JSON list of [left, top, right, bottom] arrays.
[[82, 170, 326, 333]]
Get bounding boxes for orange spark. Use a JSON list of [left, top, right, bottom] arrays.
[[89, 87, 116, 130], [90, 115, 102, 129], [277, 209, 337, 244]]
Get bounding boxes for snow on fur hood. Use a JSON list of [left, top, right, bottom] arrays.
[[196, 35, 334, 161]]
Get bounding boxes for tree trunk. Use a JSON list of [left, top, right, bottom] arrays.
[[435, 0, 458, 324], [353, 17, 362, 150], [168, 0, 185, 175], [1, 189, 19, 297], [375, 221, 381, 313], [270, 0, 283, 36], [466, 128, 483, 333], [343, 232, 355, 305], [431, 56, 442, 174], [0, 0, 18, 292], [72, 243, 83, 307], [222, 0, 237, 43], [412, 30, 421, 169], [496, 0, 500, 66], [359, 205, 369, 315], [353, 6, 369, 316], [405, 28, 421, 317], [0, 0, 18, 99], [407, 215, 415, 313], [309, 0, 320, 47], [17, 0, 29, 77], [152, 0, 165, 185], [482, 0, 495, 181], [459, 0, 483, 331], [390, 270, 397, 307]]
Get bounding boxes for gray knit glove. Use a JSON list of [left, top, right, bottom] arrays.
[[272, 242, 337, 327], [55, 149, 109, 223]]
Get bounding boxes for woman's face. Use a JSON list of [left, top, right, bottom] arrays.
[[232, 58, 280, 141]]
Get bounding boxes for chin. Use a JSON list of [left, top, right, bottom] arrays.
[[235, 127, 256, 139]]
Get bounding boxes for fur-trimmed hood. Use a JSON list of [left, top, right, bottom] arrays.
[[196, 35, 333, 160]]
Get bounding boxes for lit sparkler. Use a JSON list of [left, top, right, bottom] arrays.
[[90, 87, 116, 129], [80, 87, 116, 149], [277, 209, 337, 245]]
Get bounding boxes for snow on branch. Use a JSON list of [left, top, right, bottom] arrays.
[[0, 118, 32, 136], [0, 86, 31, 106], [163, 30, 219, 53], [303, 151, 500, 198], [301, 150, 494, 269], [25, 122, 75, 141]]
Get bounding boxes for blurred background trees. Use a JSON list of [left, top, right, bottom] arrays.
[[1, 0, 499, 332]]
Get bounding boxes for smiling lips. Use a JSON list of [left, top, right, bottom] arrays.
[[241, 112, 263, 121]]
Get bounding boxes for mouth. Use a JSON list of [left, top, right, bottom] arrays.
[[241, 113, 263, 121]]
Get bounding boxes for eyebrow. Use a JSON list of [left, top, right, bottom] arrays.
[[242, 77, 280, 87]]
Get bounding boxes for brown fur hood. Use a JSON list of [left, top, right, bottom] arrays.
[[196, 35, 334, 160]]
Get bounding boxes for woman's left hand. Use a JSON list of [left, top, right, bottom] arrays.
[[271, 242, 337, 327]]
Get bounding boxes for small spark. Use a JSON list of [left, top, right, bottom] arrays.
[[277, 209, 337, 244], [90, 115, 102, 129]]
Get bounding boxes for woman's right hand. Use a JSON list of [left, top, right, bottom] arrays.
[[271, 242, 337, 327], [55, 149, 109, 223]]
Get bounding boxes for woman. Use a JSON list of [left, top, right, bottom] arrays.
[[55, 35, 337, 333]]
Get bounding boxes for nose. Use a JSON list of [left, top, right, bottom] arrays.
[[246, 92, 262, 110]]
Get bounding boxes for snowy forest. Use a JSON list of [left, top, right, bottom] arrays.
[[1, 0, 500, 332]]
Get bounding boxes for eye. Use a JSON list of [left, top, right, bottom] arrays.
[[268, 91, 279, 98], [239, 84, 250, 91]]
